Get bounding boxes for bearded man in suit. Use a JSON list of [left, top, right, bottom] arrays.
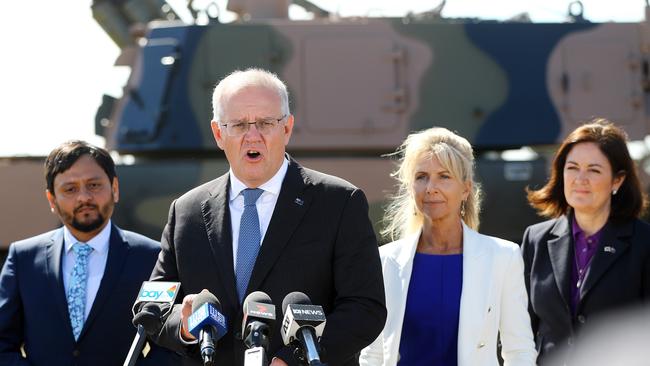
[[150, 68, 386, 366], [0, 140, 178, 365]]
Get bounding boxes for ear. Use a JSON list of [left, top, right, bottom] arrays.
[[463, 180, 472, 201], [112, 177, 120, 203], [613, 171, 626, 192], [211, 120, 224, 150], [46, 190, 56, 213], [283, 114, 294, 146]]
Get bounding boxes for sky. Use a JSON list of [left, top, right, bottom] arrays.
[[0, 0, 645, 156]]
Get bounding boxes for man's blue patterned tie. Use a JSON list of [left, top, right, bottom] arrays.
[[235, 188, 264, 303], [67, 242, 93, 340]]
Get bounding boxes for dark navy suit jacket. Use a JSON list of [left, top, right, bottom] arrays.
[[0, 224, 180, 366], [522, 215, 650, 364]]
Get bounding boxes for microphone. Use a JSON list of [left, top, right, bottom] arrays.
[[132, 281, 181, 331], [242, 291, 276, 366], [242, 291, 276, 350], [280, 292, 327, 366], [124, 281, 181, 366], [187, 290, 228, 366]]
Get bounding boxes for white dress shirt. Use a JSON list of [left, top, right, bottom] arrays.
[[62, 220, 111, 320], [228, 158, 288, 267]]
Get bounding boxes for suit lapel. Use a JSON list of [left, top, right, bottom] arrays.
[[546, 216, 573, 311], [45, 229, 72, 332], [580, 221, 631, 299], [246, 160, 312, 295], [79, 225, 129, 341], [202, 174, 239, 309]]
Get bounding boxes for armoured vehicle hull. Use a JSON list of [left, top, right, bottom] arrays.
[[3, 2, 650, 262]]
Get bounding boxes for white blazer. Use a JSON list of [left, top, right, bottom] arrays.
[[360, 223, 536, 366]]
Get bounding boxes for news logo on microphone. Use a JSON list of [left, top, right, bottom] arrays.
[[135, 281, 180, 303], [281, 304, 326, 345], [188, 302, 228, 340]]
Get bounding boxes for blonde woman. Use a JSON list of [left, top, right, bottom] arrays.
[[360, 127, 535, 366]]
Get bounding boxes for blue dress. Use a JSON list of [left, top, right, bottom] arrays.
[[397, 253, 463, 366]]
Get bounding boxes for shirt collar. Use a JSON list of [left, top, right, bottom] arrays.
[[571, 215, 604, 243], [229, 157, 289, 202], [64, 219, 112, 254]]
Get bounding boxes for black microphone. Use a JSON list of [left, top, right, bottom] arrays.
[[242, 291, 276, 366], [133, 302, 171, 335], [124, 281, 181, 366], [187, 290, 228, 366], [280, 292, 327, 366], [242, 291, 276, 350]]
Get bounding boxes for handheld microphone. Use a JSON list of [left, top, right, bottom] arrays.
[[242, 291, 276, 366], [280, 292, 327, 366], [187, 290, 228, 366], [124, 281, 181, 366]]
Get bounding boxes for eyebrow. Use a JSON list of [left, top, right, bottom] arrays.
[[566, 160, 604, 168], [57, 176, 105, 186], [229, 117, 275, 123]]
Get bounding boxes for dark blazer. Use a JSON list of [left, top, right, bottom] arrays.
[[0, 224, 179, 366], [150, 158, 386, 366], [521, 215, 650, 364]]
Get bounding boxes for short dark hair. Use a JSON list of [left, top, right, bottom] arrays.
[[527, 118, 647, 222], [45, 140, 117, 195]]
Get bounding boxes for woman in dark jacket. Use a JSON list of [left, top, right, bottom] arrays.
[[522, 119, 650, 364]]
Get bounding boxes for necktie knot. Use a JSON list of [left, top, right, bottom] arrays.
[[72, 243, 92, 258], [243, 188, 263, 206]]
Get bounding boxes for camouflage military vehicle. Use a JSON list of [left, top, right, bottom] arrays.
[[2, 0, 650, 262]]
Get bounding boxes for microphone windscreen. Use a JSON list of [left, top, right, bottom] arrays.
[[133, 302, 171, 334], [243, 291, 273, 312], [192, 290, 221, 313], [282, 291, 311, 315]]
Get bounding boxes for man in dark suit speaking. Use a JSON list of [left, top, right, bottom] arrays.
[[149, 68, 386, 365], [0, 141, 177, 366]]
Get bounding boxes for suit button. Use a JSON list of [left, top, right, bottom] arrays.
[[477, 342, 485, 348], [567, 337, 574, 346], [577, 315, 586, 324], [235, 331, 243, 340], [72, 349, 80, 357]]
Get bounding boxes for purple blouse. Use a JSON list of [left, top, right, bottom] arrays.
[[570, 216, 603, 314]]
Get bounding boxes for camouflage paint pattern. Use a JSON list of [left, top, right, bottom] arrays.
[[4, 7, 650, 256]]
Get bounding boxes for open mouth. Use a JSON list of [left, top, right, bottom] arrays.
[[246, 150, 262, 160]]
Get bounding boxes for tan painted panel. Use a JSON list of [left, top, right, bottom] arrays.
[[302, 35, 400, 133], [0, 159, 60, 249], [272, 19, 432, 149], [548, 23, 649, 140]]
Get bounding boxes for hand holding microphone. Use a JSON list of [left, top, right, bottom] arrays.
[[186, 290, 228, 366]]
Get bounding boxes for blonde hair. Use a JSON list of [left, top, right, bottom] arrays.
[[382, 127, 482, 241], [212, 68, 290, 121]]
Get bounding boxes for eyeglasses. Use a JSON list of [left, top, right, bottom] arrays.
[[220, 115, 287, 136]]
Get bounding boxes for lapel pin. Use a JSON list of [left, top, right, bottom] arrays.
[[294, 198, 304, 206], [604, 246, 616, 254]]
